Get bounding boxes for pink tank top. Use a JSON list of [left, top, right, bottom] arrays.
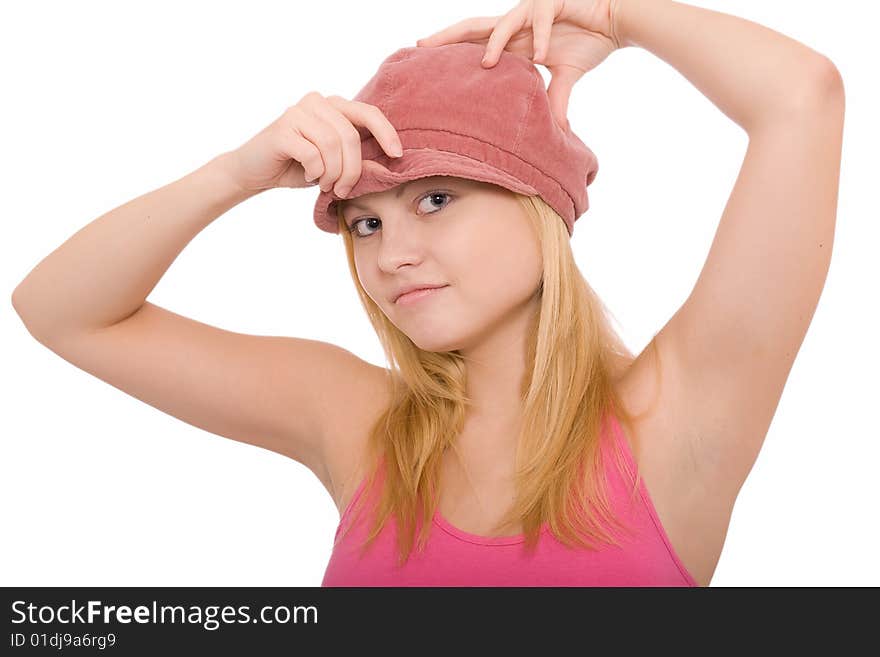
[[322, 412, 699, 586]]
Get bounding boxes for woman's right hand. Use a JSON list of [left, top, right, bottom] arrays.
[[224, 91, 404, 196]]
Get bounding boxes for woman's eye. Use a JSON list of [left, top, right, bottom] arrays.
[[417, 191, 453, 215], [348, 191, 453, 238]]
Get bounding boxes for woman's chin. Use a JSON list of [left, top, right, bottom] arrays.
[[412, 338, 461, 354], [406, 330, 465, 354]]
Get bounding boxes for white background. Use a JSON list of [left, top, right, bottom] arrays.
[[2, 1, 875, 586]]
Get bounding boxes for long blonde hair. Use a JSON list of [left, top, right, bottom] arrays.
[[334, 189, 661, 567]]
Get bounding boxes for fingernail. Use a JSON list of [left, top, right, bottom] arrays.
[[392, 144, 403, 157]]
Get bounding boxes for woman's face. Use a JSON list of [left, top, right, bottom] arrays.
[[340, 175, 543, 353]]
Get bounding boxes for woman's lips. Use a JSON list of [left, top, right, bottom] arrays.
[[395, 285, 449, 306]]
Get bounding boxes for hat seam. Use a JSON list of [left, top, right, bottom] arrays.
[[512, 71, 540, 154]]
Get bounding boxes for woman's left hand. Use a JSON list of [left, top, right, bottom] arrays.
[[416, 0, 621, 132]]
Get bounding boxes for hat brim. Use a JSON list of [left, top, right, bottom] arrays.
[[312, 147, 539, 234]]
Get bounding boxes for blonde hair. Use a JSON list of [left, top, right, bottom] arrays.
[[334, 189, 661, 567]]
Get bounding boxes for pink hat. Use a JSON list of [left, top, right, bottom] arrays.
[[312, 42, 599, 237]]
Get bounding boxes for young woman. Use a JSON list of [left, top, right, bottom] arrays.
[[11, 0, 844, 587]]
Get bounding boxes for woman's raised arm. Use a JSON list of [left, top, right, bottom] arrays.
[[613, 0, 842, 132], [9, 93, 403, 499], [11, 153, 259, 342], [612, 0, 844, 496]]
